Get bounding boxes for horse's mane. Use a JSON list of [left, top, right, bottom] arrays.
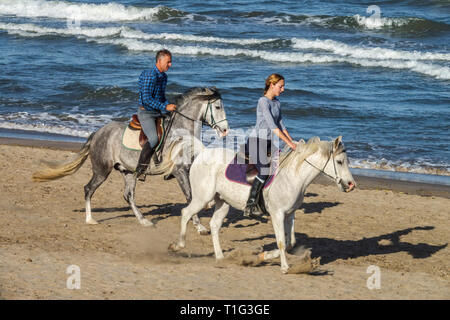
[[278, 137, 336, 172], [174, 87, 222, 107]]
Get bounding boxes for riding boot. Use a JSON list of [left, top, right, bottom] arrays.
[[243, 176, 267, 217], [135, 142, 155, 182], [152, 152, 161, 167]]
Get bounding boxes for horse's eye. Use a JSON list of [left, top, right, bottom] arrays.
[[215, 106, 221, 109], [337, 160, 343, 165]]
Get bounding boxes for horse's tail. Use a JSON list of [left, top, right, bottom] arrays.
[[32, 133, 94, 182], [150, 136, 206, 176]]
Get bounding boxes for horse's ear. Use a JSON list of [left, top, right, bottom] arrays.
[[298, 139, 305, 145], [334, 136, 343, 150], [308, 136, 320, 144], [204, 87, 215, 95]]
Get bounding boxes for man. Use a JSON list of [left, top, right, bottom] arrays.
[[136, 49, 177, 180]]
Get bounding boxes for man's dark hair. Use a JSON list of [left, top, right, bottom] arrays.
[[156, 49, 172, 62]]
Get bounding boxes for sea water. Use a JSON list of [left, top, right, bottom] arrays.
[[0, 0, 449, 184]]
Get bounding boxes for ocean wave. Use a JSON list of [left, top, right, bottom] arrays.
[[1, 21, 449, 80], [350, 158, 449, 176], [3, 21, 448, 61], [0, 22, 276, 46], [0, 0, 184, 22], [352, 14, 450, 34], [0, 120, 91, 138], [291, 38, 450, 61], [91, 38, 450, 80], [0, 111, 118, 138], [246, 11, 450, 36]]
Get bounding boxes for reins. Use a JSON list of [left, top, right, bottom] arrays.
[[303, 148, 345, 185], [173, 98, 227, 130], [158, 97, 227, 156]]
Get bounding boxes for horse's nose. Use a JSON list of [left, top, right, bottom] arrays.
[[346, 181, 356, 192], [222, 128, 229, 136]]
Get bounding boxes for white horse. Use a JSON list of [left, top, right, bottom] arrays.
[[169, 136, 356, 273]]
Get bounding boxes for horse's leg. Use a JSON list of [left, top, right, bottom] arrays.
[[168, 199, 206, 252], [284, 212, 296, 252], [84, 171, 110, 225], [209, 197, 230, 260], [122, 172, 153, 227], [260, 213, 295, 263], [270, 211, 289, 273], [172, 165, 208, 235]]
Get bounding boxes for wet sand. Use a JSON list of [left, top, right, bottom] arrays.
[[0, 138, 449, 299]]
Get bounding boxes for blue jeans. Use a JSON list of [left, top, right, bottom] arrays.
[[137, 108, 160, 148]]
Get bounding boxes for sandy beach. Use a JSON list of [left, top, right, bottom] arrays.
[[0, 138, 449, 300]]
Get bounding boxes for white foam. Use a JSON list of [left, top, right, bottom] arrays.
[[0, 111, 117, 138], [0, 22, 123, 38], [0, 120, 92, 138], [350, 158, 449, 176], [353, 14, 410, 30], [291, 38, 450, 61], [119, 28, 276, 45], [0, 22, 275, 45], [89, 37, 450, 80], [0, 0, 163, 22], [1, 21, 448, 80]]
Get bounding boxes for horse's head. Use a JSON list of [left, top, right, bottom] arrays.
[[198, 87, 229, 138], [322, 136, 356, 193], [182, 87, 229, 138]]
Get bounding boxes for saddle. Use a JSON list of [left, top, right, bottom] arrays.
[[122, 114, 171, 157], [224, 144, 276, 188], [224, 146, 278, 217], [128, 114, 164, 148]]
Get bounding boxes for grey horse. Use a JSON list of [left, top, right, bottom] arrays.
[[33, 87, 229, 231]]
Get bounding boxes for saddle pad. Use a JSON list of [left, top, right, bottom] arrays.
[[122, 126, 142, 151], [224, 153, 277, 189]]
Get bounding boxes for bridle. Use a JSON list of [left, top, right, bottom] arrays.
[[303, 147, 346, 186], [203, 98, 228, 130], [157, 97, 227, 157], [173, 98, 227, 131]]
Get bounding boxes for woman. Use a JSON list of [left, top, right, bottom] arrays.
[[244, 73, 296, 217]]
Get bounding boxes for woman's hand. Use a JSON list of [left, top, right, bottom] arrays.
[[274, 128, 296, 150], [288, 141, 297, 150]]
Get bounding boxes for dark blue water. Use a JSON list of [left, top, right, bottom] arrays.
[[0, 0, 449, 181]]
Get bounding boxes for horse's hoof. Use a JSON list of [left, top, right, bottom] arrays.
[[86, 218, 98, 225], [168, 242, 181, 252], [196, 226, 210, 236], [281, 266, 290, 274], [140, 219, 154, 227]]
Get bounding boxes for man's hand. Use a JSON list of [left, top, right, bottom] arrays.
[[166, 104, 177, 112]]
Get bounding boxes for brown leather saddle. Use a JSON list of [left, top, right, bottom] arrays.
[[128, 114, 164, 149]]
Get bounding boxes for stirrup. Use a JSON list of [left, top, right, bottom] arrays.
[[153, 154, 161, 167], [134, 164, 149, 182], [243, 202, 262, 217]]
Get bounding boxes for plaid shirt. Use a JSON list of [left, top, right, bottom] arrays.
[[138, 65, 169, 112]]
